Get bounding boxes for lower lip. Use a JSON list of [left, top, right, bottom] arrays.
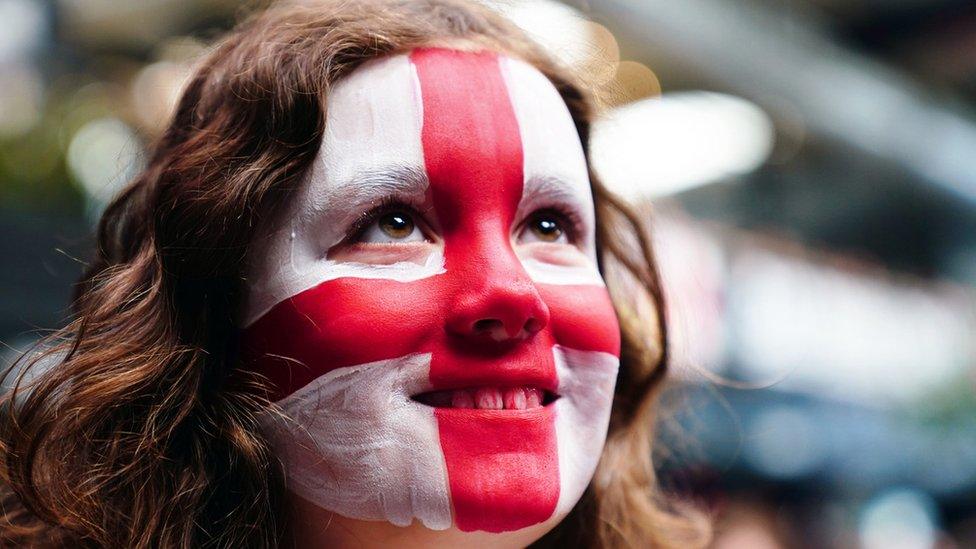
[[412, 386, 558, 410]]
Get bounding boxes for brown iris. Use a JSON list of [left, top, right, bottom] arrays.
[[528, 215, 563, 242], [378, 211, 415, 239]]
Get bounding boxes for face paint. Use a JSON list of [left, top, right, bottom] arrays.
[[242, 48, 621, 534]]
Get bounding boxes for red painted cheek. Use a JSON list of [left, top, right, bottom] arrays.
[[242, 277, 445, 402], [540, 284, 621, 357]]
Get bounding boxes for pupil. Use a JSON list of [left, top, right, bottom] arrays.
[[381, 212, 413, 237], [532, 216, 562, 242], [537, 219, 559, 234]]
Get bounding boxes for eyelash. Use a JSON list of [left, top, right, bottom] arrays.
[[343, 198, 585, 244], [522, 204, 584, 244], [344, 197, 429, 243]]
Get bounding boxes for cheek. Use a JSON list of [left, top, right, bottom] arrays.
[[540, 284, 621, 358], [244, 277, 444, 401]]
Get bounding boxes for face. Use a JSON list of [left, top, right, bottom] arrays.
[[242, 47, 620, 541]]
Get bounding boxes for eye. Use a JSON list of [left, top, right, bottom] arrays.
[[519, 210, 570, 244], [358, 210, 426, 244]]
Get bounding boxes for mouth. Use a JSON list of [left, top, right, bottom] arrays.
[[411, 386, 560, 410]]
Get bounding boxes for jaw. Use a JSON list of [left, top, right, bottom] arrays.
[[287, 492, 566, 549]]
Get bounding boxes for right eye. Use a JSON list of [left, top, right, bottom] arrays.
[[357, 210, 427, 244]]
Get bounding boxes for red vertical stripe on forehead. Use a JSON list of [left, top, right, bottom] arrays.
[[411, 47, 560, 532], [410, 48, 523, 233]]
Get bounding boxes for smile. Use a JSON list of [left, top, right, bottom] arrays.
[[411, 386, 559, 410]]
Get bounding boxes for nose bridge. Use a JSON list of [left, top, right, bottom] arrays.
[[445, 224, 550, 340], [410, 47, 547, 341]]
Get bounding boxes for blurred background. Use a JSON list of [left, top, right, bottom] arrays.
[[1, 0, 974, 547]]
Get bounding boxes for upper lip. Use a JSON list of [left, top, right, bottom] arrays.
[[414, 363, 558, 397], [396, 345, 560, 405]]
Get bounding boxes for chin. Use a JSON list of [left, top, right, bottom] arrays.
[[290, 493, 569, 549]]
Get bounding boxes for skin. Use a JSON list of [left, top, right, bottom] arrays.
[[250, 43, 616, 548]]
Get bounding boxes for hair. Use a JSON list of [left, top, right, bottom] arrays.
[[0, 0, 709, 547]]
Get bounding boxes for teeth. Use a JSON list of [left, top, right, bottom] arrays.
[[416, 387, 550, 409], [503, 387, 527, 410], [474, 388, 503, 410]]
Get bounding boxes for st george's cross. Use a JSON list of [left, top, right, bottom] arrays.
[[241, 48, 621, 533]]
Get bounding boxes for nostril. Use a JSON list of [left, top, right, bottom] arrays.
[[470, 317, 543, 341], [524, 318, 543, 335], [473, 319, 503, 333], [472, 318, 509, 342]]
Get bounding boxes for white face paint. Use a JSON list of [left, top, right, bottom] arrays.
[[245, 55, 442, 327], [268, 353, 453, 529], [242, 49, 620, 538]]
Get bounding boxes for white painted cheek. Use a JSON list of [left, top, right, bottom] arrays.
[[499, 56, 598, 263], [551, 346, 619, 518], [244, 55, 439, 327], [259, 354, 453, 530]]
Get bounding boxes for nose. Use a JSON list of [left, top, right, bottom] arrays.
[[447, 276, 550, 342]]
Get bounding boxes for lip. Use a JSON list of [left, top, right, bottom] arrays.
[[422, 350, 558, 387], [408, 348, 561, 409]]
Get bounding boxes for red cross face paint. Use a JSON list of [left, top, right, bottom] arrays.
[[243, 48, 621, 534]]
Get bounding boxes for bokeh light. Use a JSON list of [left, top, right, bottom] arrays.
[[66, 116, 144, 210], [0, 0, 46, 63], [591, 91, 774, 198], [859, 489, 939, 549], [0, 64, 43, 138]]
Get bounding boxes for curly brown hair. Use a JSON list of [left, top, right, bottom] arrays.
[[0, 1, 709, 547]]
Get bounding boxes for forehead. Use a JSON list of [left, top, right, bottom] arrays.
[[320, 48, 590, 197], [319, 54, 425, 190]]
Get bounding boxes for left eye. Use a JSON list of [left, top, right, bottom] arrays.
[[358, 210, 426, 243], [519, 211, 569, 244]]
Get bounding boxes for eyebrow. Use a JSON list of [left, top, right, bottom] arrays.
[[521, 174, 588, 206], [333, 165, 430, 204], [323, 169, 585, 217], [305, 165, 431, 239]]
